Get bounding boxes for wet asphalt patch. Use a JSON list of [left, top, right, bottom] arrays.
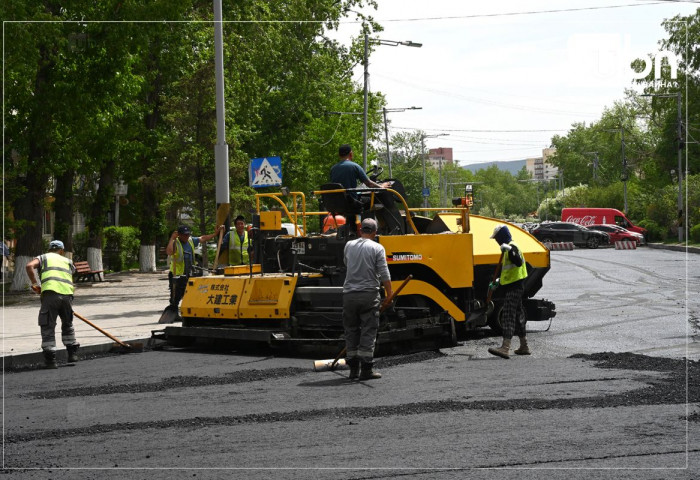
[[24, 351, 445, 400], [7, 352, 698, 444], [25, 367, 308, 399]]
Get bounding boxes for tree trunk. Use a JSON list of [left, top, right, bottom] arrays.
[[140, 245, 157, 272], [53, 169, 74, 252], [10, 176, 46, 291], [87, 247, 104, 281], [9, 38, 56, 291], [138, 176, 159, 272], [137, 57, 163, 273]]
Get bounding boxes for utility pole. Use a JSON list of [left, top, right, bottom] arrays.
[[421, 134, 427, 209], [676, 91, 683, 242], [641, 92, 683, 241], [621, 127, 627, 214], [213, 0, 230, 233], [363, 33, 369, 171]]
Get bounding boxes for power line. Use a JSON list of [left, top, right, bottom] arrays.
[[393, 126, 566, 133], [371, 2, 688, 22]]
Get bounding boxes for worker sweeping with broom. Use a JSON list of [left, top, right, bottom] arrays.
[[25, 240, 80, 369], [487, 224, 530, 359], [342, 218, 393, 380]]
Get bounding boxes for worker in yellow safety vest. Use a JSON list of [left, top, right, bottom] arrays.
[[25, 240, 80, 369], [486, 224, 530, 359], [166, 224, 224, 311], [221, 215, 252, 265]]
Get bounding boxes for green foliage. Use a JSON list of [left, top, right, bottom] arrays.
[[637, 219, 667, 242], [686, 174, 700, 231], [103, 227, 141, 272], [690, 224, 700, 243]]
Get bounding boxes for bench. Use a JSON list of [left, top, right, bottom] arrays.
[[73, 261, 104, 282]]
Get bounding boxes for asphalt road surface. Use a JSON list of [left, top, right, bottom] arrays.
[[3, 247, 699, 479]]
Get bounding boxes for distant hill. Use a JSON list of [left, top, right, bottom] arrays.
[[461, 159, 527, 176]]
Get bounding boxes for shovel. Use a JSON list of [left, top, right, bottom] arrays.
[[212, 226, 224, 270], [313, 275, 413, 372], [73, 311, 142, 352], [466, 250, 505, 323], [159, 272, 189, 324]]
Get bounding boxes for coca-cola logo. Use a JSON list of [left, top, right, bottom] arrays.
[[565, 215, 595, 226]]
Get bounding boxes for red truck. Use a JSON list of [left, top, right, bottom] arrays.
[[561, 208, 647, 237]]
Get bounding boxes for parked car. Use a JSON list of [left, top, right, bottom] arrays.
[[531, 222, 610, 249], [588, 224, 644, 245]]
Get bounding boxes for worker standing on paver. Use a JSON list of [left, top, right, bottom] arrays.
[[166, 224, 224, 311], [221, 215, 251, 266], [487, 225, 530, 359], [25, 240, 80, 369], [342, 218, 393, 380]]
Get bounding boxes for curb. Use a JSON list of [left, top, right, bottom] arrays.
[[647, 243, 700, 254], [2, 336, 153, 372]]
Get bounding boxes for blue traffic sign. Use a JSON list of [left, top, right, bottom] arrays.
[[249, 156, 282, 188]]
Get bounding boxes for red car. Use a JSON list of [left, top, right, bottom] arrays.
[[588, 224, 643, 244]]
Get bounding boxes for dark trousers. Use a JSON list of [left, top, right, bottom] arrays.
[[38, 291, 77, 351], [342, 290, 381, 362], [168, 272, 189, 307], [501, 284, 526, 339]]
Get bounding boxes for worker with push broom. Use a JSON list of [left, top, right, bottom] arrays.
[[342, 218, 393, 380], [487, 225, 530, 359], [25, 240, 80, 369]]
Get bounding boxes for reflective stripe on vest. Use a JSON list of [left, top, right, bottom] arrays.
[[229, 230, 249, 265], [40, 253, 74, 295], [500, 242, 528, 286], [170, 238, 195, 275]]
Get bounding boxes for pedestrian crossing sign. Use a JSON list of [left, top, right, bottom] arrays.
[[249, 156, 282, 188]]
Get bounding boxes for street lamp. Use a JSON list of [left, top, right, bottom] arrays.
[[363, 35, 422, 170], [641, 92, 684, 242], [382, 106, 422, 177]]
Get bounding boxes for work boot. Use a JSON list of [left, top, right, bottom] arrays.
[[347, 358, 360, 380], [359, 361, 382, 380], [488, 338, 511, 359], [43, 350, 58, 369], [67, 343, 80, 363], [514, 336, 531, 355]]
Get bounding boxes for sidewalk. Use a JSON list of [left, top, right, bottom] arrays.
[[2, 270, 172, 369]]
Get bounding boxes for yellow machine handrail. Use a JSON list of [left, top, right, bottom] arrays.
[[255, 192, 307, 236], [256, 188, 472, 237], [311, 187, 420, 235]]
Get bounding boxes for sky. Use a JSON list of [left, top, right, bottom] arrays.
[[331, 0, 698, 166]]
